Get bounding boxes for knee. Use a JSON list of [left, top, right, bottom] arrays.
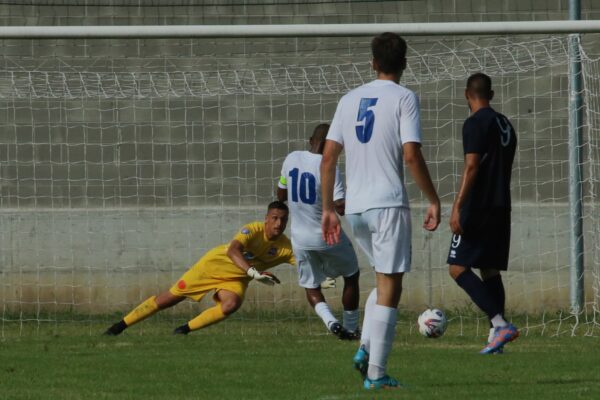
[[155, 292, 183, 309], [305, 288, 324, 306], [220, 297, 242, 315], [449, 265, 466, 281], [343, 271, 360, 286], [481, 269, 500, 281]]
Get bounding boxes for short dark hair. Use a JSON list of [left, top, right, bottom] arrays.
[[268, 200, 289, 213], [466, 72, 493, 100], [371, 32, 407, 74]]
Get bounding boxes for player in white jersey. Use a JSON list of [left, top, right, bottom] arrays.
[[321, 33, 441, 390], [277, 123, 361, 340]]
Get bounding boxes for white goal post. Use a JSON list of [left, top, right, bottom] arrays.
[[1, 20, 599, 337]]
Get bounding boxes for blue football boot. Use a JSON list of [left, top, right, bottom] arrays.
[[480, 323, 519, 354], [353, 345, 369, 379], [363, 375, 401, 390]]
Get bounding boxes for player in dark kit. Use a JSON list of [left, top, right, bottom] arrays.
[[447, 72, 519, 354]]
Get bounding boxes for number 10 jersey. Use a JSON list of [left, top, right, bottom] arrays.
[[279, 150, 347, 250]]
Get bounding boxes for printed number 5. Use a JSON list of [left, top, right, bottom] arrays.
[[355, 98, 378, 143]]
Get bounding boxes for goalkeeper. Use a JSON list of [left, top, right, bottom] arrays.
[[104, 201, 295, 335]]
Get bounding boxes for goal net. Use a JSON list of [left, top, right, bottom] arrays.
[[1, 32, 599, 337]]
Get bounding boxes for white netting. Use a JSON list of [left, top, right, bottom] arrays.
[[1, 34, 599, 336], [0, 37, 571, 98]]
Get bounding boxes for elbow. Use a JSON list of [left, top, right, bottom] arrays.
[[402, 142, 423, 166], [404, 154, 417, 166], [321, 153, 335, 170], [276, 188, 287, 202], [404, 152, 422, 167], [464, 164, 479, 175], [226, 244, 238, 260], [334, 199, 345, 216]]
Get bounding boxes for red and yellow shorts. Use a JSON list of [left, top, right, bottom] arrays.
[[169, 259, 248, 302]]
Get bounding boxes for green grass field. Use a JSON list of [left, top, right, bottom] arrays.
[[1, 319, 599, 400]]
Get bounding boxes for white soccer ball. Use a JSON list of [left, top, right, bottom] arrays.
[[417, 308, 448, 338]]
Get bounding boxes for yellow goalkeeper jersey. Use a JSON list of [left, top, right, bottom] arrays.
[[197, 221, 295, 281]]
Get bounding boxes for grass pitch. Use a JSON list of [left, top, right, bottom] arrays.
[[1, 319, 599, 400]]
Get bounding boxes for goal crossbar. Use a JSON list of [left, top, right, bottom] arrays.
[[1, 20, 600, 38]]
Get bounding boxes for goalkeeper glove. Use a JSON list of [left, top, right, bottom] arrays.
[[247, 267, 281, 286], [321, 277, 336, 289]]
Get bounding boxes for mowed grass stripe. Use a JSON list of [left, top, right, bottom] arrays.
[[0, 321, 599, 400]]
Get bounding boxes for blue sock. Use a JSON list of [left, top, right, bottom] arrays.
[[455, 269, 501, 320], [483, 274, 505, 327]]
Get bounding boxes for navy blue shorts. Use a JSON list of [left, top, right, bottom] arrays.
[[446, 209, 511, 270]]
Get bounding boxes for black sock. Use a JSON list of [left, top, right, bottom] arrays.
[[455, 269, 501, 320], [174, 324, 191, 335], [106, 320, 127, 335], [483, 274, 505, 327]]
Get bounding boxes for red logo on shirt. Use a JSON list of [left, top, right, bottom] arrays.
[[177, 280, 186, 290]]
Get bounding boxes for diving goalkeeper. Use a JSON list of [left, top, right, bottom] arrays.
[[104, 201, 294, 335]]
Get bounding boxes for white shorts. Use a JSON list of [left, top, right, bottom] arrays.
[[346, 207, 412, 274], [294, 240, 359, 289]]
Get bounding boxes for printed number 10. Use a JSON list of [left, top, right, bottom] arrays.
[[289, 168, 316, 204], [355, 97, 378, 143]]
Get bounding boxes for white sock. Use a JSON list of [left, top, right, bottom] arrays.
[[360, 289, 378, 351], [314, 302, 337, 329], [488, 327, 496, 343], [343, 309, 359, 332], [367, 304, 397, 381], [490, 314, 508, 329]]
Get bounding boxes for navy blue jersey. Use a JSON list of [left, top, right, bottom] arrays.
[[461, 107, 517, 212]]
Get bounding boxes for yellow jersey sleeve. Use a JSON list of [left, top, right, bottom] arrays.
[[279, 239, 295, 266], [232, 222, 263, 248], [276, 236, 296, 267], [287, 252, 296, 266]]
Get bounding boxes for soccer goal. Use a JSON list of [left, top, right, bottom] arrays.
[[1, 21, 599, 337]]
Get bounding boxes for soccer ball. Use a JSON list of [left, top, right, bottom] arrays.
[[417, 308, 448, 338]]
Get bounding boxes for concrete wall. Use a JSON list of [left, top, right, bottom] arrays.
[[0, 204, 596, 314], [1, 1, 600, 315], [2, 1, 600, 25]]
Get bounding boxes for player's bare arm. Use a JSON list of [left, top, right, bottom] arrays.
[[276, 186, 287, 202], [320, 139, 343, 245], [227, 240, 280, 285], [450, 152, 480, 235], [403, 141, 441, 231], [227, 239, 254, 273], [334, 199, 345, 216]]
